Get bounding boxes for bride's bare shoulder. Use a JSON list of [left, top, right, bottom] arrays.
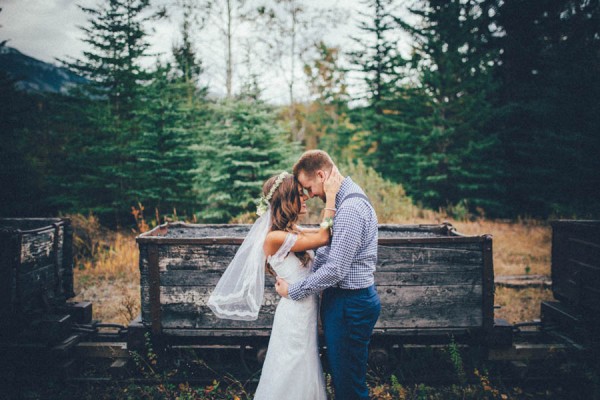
[[264, 230, 287, 256]]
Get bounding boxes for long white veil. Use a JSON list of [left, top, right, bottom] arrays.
[[207, 208, 271, 321]]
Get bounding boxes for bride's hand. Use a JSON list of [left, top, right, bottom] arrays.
[[324, 166, 343, 198]]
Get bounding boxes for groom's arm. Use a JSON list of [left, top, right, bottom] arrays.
[[287, 205, 364, 301], [311, 245, 327, 272]]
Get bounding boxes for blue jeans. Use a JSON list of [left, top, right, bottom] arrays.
[[321, 285, 381, 400]]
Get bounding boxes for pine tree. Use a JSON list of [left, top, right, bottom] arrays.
[[394, 0, 504, 214], [192, 100, 300, 222], [130, 62, 208, 219], [172, 3, 206, 104], [58, 0, 162, 224], [0, 47, 46, 215], [347, 0, 410, 178], [63, 0, 156, 117], [493, 0, 600, 217], [302, 42, 353, 160]]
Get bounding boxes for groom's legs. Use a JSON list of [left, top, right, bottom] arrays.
[[321, 289, 347, 397], [322, 286, 381, 400]]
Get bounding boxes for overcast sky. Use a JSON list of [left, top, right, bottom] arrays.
[[1, 0, 414, 104]]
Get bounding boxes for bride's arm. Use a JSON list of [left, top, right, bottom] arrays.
[[297, 226, 320, 233], [263, 227, 329, 256], [264, 207, 335, 255], [264, 168, 342, 256]]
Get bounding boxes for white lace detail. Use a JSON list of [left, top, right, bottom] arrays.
[[208, 301, 261, 318], [267, 233, 298, 265]]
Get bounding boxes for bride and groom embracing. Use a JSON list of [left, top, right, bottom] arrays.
[[208, 150, 381, 400]]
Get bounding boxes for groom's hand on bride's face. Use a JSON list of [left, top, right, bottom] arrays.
[[324, 166, 342, 197], [275, 277, 289, 298]]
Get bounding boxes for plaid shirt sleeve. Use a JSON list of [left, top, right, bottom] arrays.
[[288, 204, 364, 300], [311, 245, 327, 272]]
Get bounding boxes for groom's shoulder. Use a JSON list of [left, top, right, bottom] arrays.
[[339, 192, 373, 217]]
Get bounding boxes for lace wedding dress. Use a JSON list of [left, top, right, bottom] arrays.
[[253, 233, 327, 400]]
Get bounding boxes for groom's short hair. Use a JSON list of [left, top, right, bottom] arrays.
[[293, 150, 334, 178]]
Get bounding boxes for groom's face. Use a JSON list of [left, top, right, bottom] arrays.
[[297, 170, 327, 202]]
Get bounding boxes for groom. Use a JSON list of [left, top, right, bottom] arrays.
[[276, 150, 381, 400]]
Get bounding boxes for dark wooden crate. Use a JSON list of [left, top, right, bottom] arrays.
[[137, 222, 494, 342], [550, 220, 600, 315], [0, 218, 75, 321]]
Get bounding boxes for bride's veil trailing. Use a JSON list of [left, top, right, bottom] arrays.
[[207, 208, 271, 321]]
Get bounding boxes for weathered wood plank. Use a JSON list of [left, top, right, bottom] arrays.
[[487, 343, 570, 361], [75, 342, 129, 358], [581, 285, 600, 313], [138, 223, 488, 245], [62, 221, 75, 298], [157, 244, 239, 272], [0, 218, 73, 319], [161, 327, 480, 338], [158, 303, 482, 330], [148, 284, 482, 307], [148, 244, 161, 335], [143, 285, 482, 330], [20, 230, 56, 272], [377, 245, 482, 272], [147, 269, 481, 287], [145, 243, 483, 274], [568, 238, 600, 271], [0, 232, 16, 316], [551, 220, 600, 312], [16, 263, 58, 299], [163, 328, 271, 337]]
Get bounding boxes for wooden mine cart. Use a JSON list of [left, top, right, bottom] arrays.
[[0, 218, 75, 317], [542, 220, 600, 347], [134, 222, 494, 349]]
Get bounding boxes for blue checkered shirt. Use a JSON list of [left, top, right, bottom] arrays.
[[288, 177, 378, 301]]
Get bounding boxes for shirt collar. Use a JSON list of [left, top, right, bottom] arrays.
[[335, 177, 353, 208]]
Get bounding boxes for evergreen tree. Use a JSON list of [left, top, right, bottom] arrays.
[[394, 0, 504, 214], [172, 3, 205, 104], [347, 0, 410, 178], [130, 62, 208, 219], [302, 42, 354, 160], [0, 49, 47, 215], [192, 100, 300, 222], [1, 14, 74, 217], [58, 0, 161, 224], [493, 0, 600, 217], [63, 0, 157, 117]]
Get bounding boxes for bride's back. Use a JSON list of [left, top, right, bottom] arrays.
[[268, 250, 313, 284]]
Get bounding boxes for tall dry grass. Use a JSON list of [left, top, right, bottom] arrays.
[[494, 286, 554, 324], [68, 213, 141, 325], [452, 218, 552, 276]]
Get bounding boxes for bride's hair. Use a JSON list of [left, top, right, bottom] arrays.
[[263, 174, 311, 267]]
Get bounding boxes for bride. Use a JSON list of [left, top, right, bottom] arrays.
[[207, 170, 341, 400]]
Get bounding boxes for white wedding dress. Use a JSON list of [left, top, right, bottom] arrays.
[[253, 233, 327, 400]]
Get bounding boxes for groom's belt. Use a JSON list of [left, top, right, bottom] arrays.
[[327, 284, 376, 296]]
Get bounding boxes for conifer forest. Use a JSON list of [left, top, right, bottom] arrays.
[[1, 0, 599, 226]]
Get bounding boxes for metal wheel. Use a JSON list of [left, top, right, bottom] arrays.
[[368, 344, 399, 377], [240, 343, 267, 377]]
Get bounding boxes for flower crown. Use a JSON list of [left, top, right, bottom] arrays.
[[256, 171, 290, 216]]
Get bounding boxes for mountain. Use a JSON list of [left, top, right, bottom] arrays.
[[0, 46, 87, 94]]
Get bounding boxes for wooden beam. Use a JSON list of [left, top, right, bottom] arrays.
[[147, 244, 162, 335]]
